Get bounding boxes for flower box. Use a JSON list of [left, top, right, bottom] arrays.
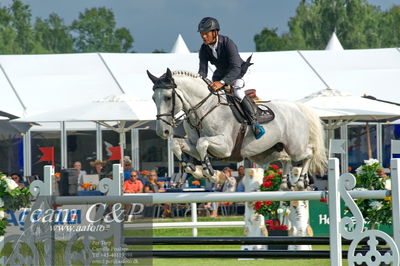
[[267, 229, 289, 250]]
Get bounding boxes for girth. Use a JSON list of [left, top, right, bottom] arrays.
[[207, 122, 247, 162]]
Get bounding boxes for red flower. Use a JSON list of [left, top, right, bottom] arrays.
[[254, 201, 263, 211], [277, 171, 283, 175], [270, 164, 279, 170], [263, 180, 273, 188], [265, 219, 274, 226], [264, 201, 273, 206], [269, 225, 288, 230], [267, 174, 275, 179]]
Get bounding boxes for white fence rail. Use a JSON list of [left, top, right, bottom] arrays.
[[1, 159, 399, 266]]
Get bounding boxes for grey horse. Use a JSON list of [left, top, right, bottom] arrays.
[[147, 69, 327, 184]]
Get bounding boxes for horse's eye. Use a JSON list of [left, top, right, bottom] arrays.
[[165, 96, 172, 101]]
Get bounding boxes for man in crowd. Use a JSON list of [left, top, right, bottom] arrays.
[[123, 170, 143, 219]]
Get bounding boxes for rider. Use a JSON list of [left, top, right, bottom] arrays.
[[197, 17, 265, 139]]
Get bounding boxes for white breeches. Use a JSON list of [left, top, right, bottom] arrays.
[[232, 79, 246, 101]]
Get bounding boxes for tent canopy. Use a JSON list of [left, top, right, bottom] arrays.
[[0, 46, 399, 121], [298, 88, 400, 129]]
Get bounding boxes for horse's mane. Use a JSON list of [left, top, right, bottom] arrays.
[[172, 70, 202, 79]]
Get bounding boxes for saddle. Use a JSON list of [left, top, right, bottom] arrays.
[[225, 92, 275, 125]]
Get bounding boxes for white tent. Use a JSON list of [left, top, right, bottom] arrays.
[[325, 31, 344, 51], [170, 34, 191, 54], [0, 35, 398, 123], [298, 88, 400, 129]]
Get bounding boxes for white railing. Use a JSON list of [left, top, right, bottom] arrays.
[[1, 159, 399, 266]]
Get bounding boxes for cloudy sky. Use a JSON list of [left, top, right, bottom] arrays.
[[2, 0, 400, 52]]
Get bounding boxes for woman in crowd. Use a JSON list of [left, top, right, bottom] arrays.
[[11, 173, 25, 188], [144, 170, 172, 217], [90, 159, 107, 180]]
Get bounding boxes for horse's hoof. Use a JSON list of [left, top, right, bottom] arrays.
[[202, 167, 214, 177]]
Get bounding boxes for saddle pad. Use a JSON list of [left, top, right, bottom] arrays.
[[256, 103, 275, 124]]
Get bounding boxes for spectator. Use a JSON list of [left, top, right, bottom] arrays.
[[89, 160, 107, 180], [138, 170, 148, 186], [124, 170, 143, 219], [222, 167, 236, 192], [144, 170, 160, 193], [377, 168, 388, 179], [123, 156, 133, 181], [144, 170, 171, 217], [235, 165, 245, 192], [11, 173, 25, 188], [123, 171, 143, 193], [206, 168, 236, 218], [73, 161, 87, 188]]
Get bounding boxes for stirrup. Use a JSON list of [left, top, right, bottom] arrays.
[[253, 123, 265, 139]]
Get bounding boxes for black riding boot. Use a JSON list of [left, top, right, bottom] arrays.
[[241, 96, 265, 139]]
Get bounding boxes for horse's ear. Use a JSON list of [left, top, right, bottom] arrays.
[[166, 68, 173, 80], [147, 70, 158, 84]]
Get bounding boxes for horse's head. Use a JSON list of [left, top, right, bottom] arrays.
[[147, 68, 184, 139]]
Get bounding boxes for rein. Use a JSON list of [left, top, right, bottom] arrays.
[[157, 77, 230, 132]]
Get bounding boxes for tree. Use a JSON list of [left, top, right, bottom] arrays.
[[0, 0, 48, 54], [34, 13, 74, 53], [254, 28, 288, 51], [254, 0, 392, 51], [379, 6, 400, 47], [0, 7, 18, 54], [9, 0, 35, 53], [70, 7, 133, 52], [152, 49, 166, 53]]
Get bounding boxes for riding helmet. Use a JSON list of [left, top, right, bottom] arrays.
[[197, 17, 220, 32]]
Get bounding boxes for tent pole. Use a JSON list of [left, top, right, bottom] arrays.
[[96, 123, 102, 161], [60, 121, 67, 169], [366, 122, 372, 159], [119, 121, 126, 166]]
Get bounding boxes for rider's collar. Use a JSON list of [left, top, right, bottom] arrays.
[[208, 35, 218, 50]]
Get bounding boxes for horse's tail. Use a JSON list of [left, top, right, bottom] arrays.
[[296, 103, 328, 175]]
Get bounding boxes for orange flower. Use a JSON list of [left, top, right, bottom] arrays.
[[192, 180, 200, 186], [81, 183, 91, 190], [141, 170, 149, 176]]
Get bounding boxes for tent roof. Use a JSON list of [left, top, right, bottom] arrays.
[[170, 34, 191, 54], [298, 88, 400, 122], [325, 31, 344, 51], [1, 45, 399, 123]]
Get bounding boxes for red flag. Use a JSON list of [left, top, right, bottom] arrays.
[[108, 146, 121, 161], [38, 147, 54, 166]]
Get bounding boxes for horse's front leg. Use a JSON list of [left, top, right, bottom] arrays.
[[196, 135, 233, 177], [172, 138, 203, 174]]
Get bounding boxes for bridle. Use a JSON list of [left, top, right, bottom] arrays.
[[155, 77, 230, 132]]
